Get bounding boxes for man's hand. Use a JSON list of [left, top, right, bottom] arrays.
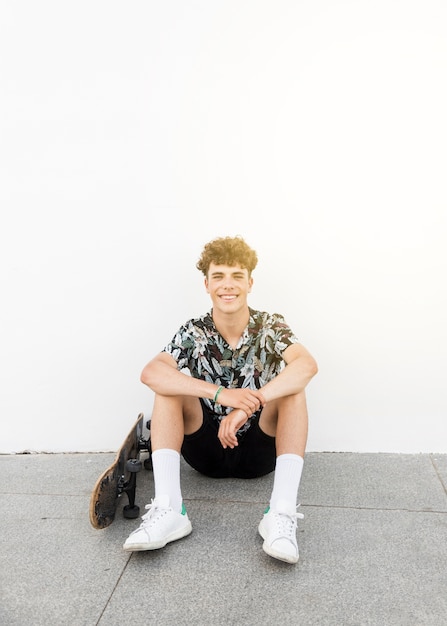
[[215, 387, 265, 416], [218, 410, 249, 449]]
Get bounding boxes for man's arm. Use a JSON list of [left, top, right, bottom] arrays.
[[260, 343, 318, 403], [141, 352, 263, 415], [141, 352, 215, 398]]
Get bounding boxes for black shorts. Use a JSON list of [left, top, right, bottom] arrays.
[[181, 399, 276, 479]]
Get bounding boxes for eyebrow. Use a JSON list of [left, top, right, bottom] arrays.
[[210, 270, 246, 278]]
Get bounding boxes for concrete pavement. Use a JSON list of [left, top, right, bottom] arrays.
[[1, 450, 447, 625]]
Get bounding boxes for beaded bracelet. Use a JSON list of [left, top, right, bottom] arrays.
[[214, 385, 224, 403]]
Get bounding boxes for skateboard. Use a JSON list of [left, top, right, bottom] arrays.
[[89, 413, 152, 529]]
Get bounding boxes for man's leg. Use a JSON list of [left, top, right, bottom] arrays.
[[260, 391, 308, 508], [258, 391, 308, 564], [149, 394, 203, 512], [150, 393, 204, 450], [259, 390, 308, 456], [123, 394, 202, 552]]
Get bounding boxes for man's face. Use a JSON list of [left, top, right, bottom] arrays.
[[205, 263, 253, 315]]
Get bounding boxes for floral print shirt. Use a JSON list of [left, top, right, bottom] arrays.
[[162, 308, 299, 433]]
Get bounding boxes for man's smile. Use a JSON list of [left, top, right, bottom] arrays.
[[219, 294, 238, 302]]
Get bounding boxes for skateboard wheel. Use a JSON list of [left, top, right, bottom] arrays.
[[123, 504, 140, 519], [126, 458, 142, 472]]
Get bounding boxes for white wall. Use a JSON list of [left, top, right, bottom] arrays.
[[1, 1, 446, 453]]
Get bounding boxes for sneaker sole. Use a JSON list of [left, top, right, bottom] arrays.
[[258, 520, 299, 564], [123, 521, 192, 552]]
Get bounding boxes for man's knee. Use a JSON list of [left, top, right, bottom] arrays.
[[258, 400, 279, 437], [259, 392, 307, 437]]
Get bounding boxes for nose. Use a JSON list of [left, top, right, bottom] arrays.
[[222, 277, 235, 290]]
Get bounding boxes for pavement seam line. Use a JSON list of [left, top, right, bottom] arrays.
[[430, 454, 447, 497], [301, 503, 447, 514], [183, 498, 447, 514], [95, 555, 132, 626]]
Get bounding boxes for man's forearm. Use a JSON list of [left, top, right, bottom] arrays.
[[261, 356, 318, 403], [141, 359, 217, 399]]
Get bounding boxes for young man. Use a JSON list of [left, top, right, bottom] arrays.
[[123, 236, 318, 564]]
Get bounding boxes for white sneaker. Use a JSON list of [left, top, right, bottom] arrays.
[[123, 495, 192, 552], [258, 500, 304, 564]]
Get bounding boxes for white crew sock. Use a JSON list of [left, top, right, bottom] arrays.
[[269, 453, 304, 511], [151, 449, 183, 513]]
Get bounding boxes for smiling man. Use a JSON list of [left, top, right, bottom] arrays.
[[123, 236, 318, 564]]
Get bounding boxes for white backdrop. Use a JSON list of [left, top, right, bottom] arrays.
[[1, 1, 446, 453]]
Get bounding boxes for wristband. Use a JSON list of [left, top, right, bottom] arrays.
[[214, 385, 224, 403]]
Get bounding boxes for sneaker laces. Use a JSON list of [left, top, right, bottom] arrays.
[[132, 499, 171, 533], [272, 505, 304, 539]]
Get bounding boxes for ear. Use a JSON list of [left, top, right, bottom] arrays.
[[248, 276, 254, 292], [204, 277, 209, 293]]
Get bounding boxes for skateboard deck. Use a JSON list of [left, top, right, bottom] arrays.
[[89, 413, 151, 529]]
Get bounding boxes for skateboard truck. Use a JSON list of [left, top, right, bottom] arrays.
[[144, 419, 153, 471], [121, 421, 152, 519]]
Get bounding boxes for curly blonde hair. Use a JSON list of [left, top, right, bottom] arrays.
[[196, 236, 258, 277]]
